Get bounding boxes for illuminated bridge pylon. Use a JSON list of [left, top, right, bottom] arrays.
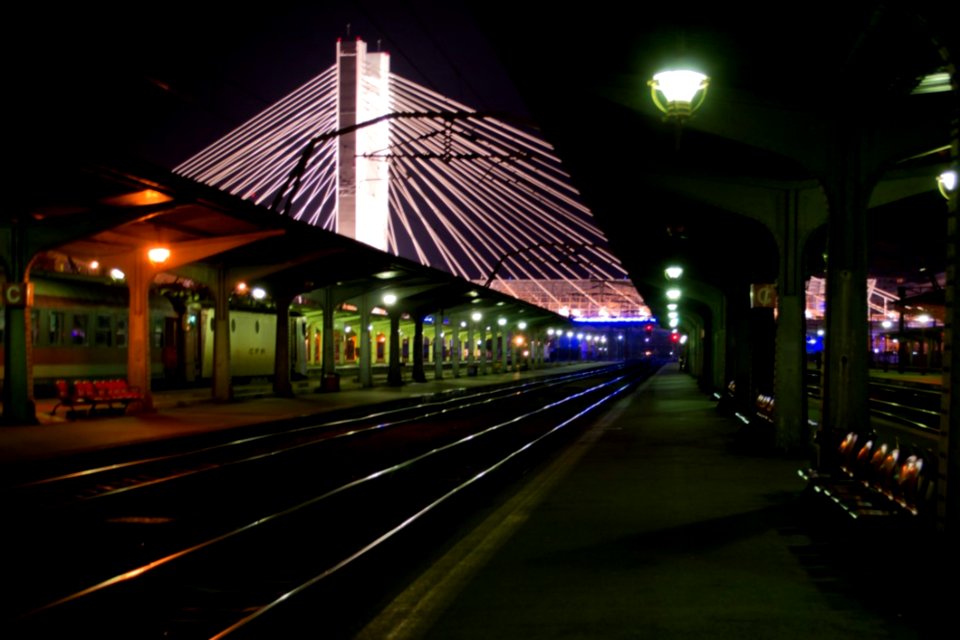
[[174, 37, 648, 320]]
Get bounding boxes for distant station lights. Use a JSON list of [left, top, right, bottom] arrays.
[[664, 265, 683, 279], [649, 70, 709, 121]]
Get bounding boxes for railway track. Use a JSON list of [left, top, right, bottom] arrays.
[[4, 361, 660, 639], [805, 372, 941, 434]]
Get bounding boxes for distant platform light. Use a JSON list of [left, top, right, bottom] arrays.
[[938, 169, 957, 199], [109, 268, 125, 281], [666, 288, 682, 300], [664, 266, 683, 279], [382, 293, 397, 305], [471, 311, 483, 322], [251, 287, 267, 300]]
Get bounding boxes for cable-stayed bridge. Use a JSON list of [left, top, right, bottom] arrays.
[[175, 38, 648, 321]]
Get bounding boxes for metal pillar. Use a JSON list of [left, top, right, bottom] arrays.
[[822, 122, 872, 445], [434, 313, 444, 380], [388, 312, 402, 387], [359, 295, 373, 388], [322, 288, 336, 378], [0, 222, 36, 425], [773, 189, 810, 453], [939, 117, 959, 534], [413, 316, 426, 382], [273, 292, 294, 398], [451, 319, 461, 378]]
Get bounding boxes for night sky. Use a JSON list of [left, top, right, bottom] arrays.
[[13, 1, 528, 173]]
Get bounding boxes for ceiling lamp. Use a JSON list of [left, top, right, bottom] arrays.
[[937, 169, 956, 200], [649, 70, 709, 121]]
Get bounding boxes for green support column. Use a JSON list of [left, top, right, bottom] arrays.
[[939, 124, 958, 534], [821, 123, 872, 451], [434, 312, 444, 380], [359, 295, 373, 388], [712, 296, 727, 393], [1, 286, 36, 425], [451, 319, 461, 378], [478, 322, 490, 375], [387, 311, 402, 387], [412, 316, 426, 382], [467, 322, 475, 373], [773, 189, 810, 454], [273, 292, 294, 398], [1, 225, 37, 425], [211, 267, 233, 403], [322, 288, 336, 379], [501, 326, 508, 372], [731, 293, 754, 417]]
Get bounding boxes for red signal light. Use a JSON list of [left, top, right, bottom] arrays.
[[670, 333, 680, 342], [645, 324, 654, 333]]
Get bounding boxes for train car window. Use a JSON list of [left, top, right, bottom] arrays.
[[116, 318, 128, 348], [231, 319, 236, 333], [255, 320, 260, 334], [95, 314, 113, 347], [49, 311, 64, 345], [31, 309, 39, 345], [70, 315, 88, 346], [210, 317, 216, 333]]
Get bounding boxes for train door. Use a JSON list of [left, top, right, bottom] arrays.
[[162, 317, 179, 382]]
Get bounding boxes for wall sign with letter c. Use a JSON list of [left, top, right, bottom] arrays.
[[3, 282, 34, 308]]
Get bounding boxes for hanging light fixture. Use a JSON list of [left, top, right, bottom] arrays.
[[649, 70, 709, 121], [937, 168, 957, 200]]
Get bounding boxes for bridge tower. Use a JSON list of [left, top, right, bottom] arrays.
[[336, 38, 390, 251]]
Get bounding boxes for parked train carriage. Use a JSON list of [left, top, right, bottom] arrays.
[[200, 309, 275, 380], [0, 274, 178, 391], [0, 273, 311, 394], [198, 309, 308, 381]]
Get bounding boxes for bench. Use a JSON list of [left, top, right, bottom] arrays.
[[50, 379, 144, 418], [754, 393, 774, 425], [798, 430, 936, 524]]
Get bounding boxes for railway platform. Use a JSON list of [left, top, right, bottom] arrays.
[[355, 363, 947, 640], [1, 362, 948, 638]]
